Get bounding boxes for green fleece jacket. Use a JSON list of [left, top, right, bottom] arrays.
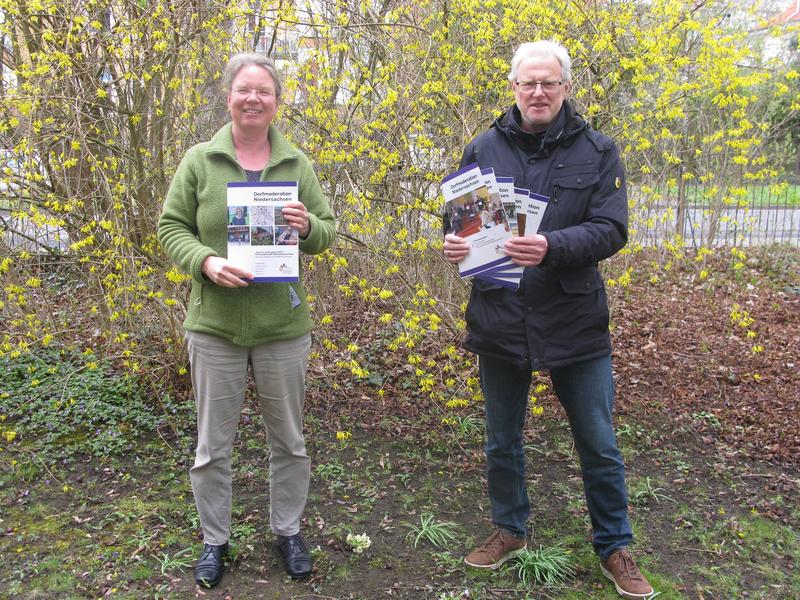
[[157, 123, 336, 347]]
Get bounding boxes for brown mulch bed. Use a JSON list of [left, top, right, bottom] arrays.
[[309, 248, 800, 468], [611, 250, 799, 466]]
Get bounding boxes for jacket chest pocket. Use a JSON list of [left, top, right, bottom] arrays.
[[546, 170, 600, 229]]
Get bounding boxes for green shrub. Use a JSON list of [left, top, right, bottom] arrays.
[[0, 346, 162, 458]]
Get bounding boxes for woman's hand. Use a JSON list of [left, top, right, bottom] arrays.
[[504, 234, 548, 267], [443, 234, 470, 263], [202, 256, 253, 287], [282, 201, 310, 238]]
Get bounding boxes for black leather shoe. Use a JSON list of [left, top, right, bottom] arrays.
[[194, 542, 228, 588], [276, 533, 313, 579]]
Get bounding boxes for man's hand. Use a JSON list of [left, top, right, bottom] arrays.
[[202, 256, 253, 288], [504, 234, 548, 267], [282, 201, 310, 238], [443, 234, 470, 263]]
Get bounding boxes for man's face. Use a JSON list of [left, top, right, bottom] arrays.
[[512, 55, 571, 133]]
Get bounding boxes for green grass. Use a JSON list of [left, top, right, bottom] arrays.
[[629, 476, 675, 506], [644, 183, 800, 207], [671, 504, 800, 598]]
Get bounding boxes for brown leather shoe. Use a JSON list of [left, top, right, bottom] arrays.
[[464, 529, 527, 569], [601, 548, 655, 599]]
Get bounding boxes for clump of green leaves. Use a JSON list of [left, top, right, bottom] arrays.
[[514, 545, 575, 587], [312, 460, 346, 481], [630, 476, 675, 506], [403, 513, 459, 549], [0, 346, 162, 458], [451, 415, 484, 440], [151, 547, 193, 575]]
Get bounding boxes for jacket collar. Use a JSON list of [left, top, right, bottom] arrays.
[[205, 122, 300, 167], [495, 101, 586, 155]]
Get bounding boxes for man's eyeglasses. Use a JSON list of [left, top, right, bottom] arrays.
[[515, 80, 563, 93]]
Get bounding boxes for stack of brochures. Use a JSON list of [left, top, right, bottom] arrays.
[[441, 163, 548, 290]]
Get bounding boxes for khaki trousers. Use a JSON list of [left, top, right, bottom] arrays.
[[186, 330, 312, 545]]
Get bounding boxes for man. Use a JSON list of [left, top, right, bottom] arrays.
[[443, 41, 654, 600]]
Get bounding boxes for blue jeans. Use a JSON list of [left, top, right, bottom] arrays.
[[480, 353, 633, 558]]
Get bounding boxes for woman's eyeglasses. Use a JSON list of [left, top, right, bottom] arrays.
[[232, 87, 276, 98]]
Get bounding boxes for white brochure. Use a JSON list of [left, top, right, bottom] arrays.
[[496, 176, 517, 231], [226, 182, 299, 283], [523, 191, 550, 236]]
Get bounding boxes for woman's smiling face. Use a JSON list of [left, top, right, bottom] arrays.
[[227, 65, 279, 133]]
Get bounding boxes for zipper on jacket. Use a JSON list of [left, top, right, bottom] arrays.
[[552, 184, 560, 204]]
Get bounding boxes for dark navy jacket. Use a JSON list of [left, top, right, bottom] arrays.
[[459, 102, 628, 370]]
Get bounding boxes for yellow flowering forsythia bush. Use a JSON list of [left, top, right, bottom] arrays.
[[0, 0, 251, 384], [1, 1, 798, 415]]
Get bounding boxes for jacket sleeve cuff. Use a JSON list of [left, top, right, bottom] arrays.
[[539, 232, 553, 267], [298, 213, 328, 255], [191, 250, 217, 284]]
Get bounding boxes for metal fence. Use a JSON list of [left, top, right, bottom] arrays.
[[3, 185, 800, 252], [630, 184, 800, 248], [0, 209, 69, 252]]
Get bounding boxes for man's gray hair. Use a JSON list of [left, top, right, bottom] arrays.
[[508, 41, 572, 83], [222, 53, 283, 99]]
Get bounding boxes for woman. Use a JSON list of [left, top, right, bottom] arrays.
[[158, 53, 335, 587], [230, 206, 248, 225]]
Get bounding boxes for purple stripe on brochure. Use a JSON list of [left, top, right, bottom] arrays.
[[250, 276, 300, 283], [529, 191, 549, 203], [478, 261, 522, 271], [514, 187, 531, 195], [496, 177, 514, 183], [440, 162, 479, 185], [460, 256, 512, 277], [472, 263, 522, 276], [480, 167, 494, 175], [227, 181, 298, 188]]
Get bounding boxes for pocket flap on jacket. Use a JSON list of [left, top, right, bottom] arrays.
[[557, 268, 602, 294], [553, 172, 600, 190]]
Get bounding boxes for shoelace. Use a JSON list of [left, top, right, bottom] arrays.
[[480, 530, 506, 554], [617, 551, 645, 581]]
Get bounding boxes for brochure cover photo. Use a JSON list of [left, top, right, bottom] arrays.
[[226, 182, 300, 282], [441, 163, 513, 277]]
